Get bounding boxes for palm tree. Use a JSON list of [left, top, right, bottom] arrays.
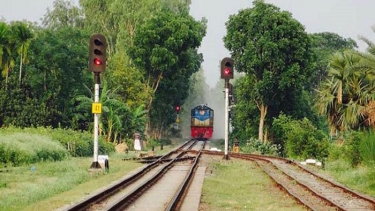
[[0, 22, 7, 69], [316, 51, 360, 134], [0, 22, 16, 89], [352, 32, 375, 128], [11, 22, 33, 87], [316, 49, 375, 135]]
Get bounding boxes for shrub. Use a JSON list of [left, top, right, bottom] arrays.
[[160, 138, 172, 146], [285, 118, 329, 160], [359, 131, 375, 166], [241, 137, 279, 156], [0, 133, 68, 167], [271, 114, 329, 160], [0, 127, 115, 158], [344, 131, 362, 167]]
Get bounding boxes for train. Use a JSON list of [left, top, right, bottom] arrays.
[[190, 104, 214, 140]]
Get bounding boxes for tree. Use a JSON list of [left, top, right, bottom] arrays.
[[0, 22, 16, 88], [128, 8, 206, 137], [80, 0, 164, 57], [106, 52, 151, 109], [42, 0, 84, 29], [26, 26, 90, 127], [10, 21, 33, 87], [316, 28, 375, 135], [315, 50, 375, 136], [309, 32, 357, 89], [224, 0, 313, 141]]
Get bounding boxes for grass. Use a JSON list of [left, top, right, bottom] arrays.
[[2, 137, 375, 211], [0, 138, 178, 211], [316, 159, 375, 197], [0, 153, 144, 211], [200, 158, 308, 211]]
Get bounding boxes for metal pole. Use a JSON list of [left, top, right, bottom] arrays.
[[90, 73, 101, 169], [224, 80, 229, 160]]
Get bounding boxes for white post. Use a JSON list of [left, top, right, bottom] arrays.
[[224, 80, 229, 160], [90, 73, 101, 169], [93, 83, 100, 163]]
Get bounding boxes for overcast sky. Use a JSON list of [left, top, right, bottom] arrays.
[[1, 0, 374, 87]]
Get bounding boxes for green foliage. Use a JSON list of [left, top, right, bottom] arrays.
[[309, 32, 357, 89], [74, 81, 135, 143], [38, 127, 115, 156], [0, 156, 143, 211], [107, 53, 150, 109], [241, 137, 279, 156], [0, 88, 51, 128], [0, 132, 69, 167], [269, 113, 291, 156], [271, 114, 329, 160], [224, 0, 315, 141], [286, 118, 329, 160], [0, 127, 115, 161], [147, 138, 159, 148], [342, 131, 362, 167], [315, 29, 375, 133], [333, 130, 375, 167], [314, 51, 373, 132], [160, 138, 172, 146], [1, 1, 203, 141], [230, 77, 259, 140], [42, 0, 84, 29], [128, 8, 206, 137], [359, 131, 375, 166], [0, 26, 92, 129], [326, 131, 375, 168]]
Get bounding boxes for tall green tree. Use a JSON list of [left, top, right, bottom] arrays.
[[315, 50, 375, 135], [224, 0, 313, 141], [26, 26, 90, 127], [128, 8, 206, 137], [0, 22, 16, 88], [316, 28, 375, 135], [309, 32, 357, 89], [42, 0, 84, 29], [10, 22, 33, 87]]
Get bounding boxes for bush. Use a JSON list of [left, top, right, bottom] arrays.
[[344, 131, 362, 167], [359, 131, 375, 166], [0, 133, 69, 167], [46, 128, 115, 156], [271, 114, 329, 160], [0, 127, 115, 158], [241, 137, 279, 156], [160, 138, 172, 146]]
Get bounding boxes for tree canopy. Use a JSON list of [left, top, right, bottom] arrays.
[[224, 0, 313, 141]]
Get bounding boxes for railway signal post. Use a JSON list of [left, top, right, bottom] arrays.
[[89, 33, 107, 169], [221, 57, 234, 160]]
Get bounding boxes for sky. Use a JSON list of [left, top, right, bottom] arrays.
[[190, 0, 375, 87], [1, 0, 375, 87]]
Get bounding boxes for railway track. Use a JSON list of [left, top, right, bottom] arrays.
[[59, 144, 375, 211], [60, 139, 206, 211], [204, 151, 375, 211]]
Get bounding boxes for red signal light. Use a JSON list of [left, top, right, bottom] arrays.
[[224, 67, 231, 75], [89, 34, 107, 73], [94, 58, 102, 65], [220, 57, 234, 80], [175, 106, 181, 112]]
